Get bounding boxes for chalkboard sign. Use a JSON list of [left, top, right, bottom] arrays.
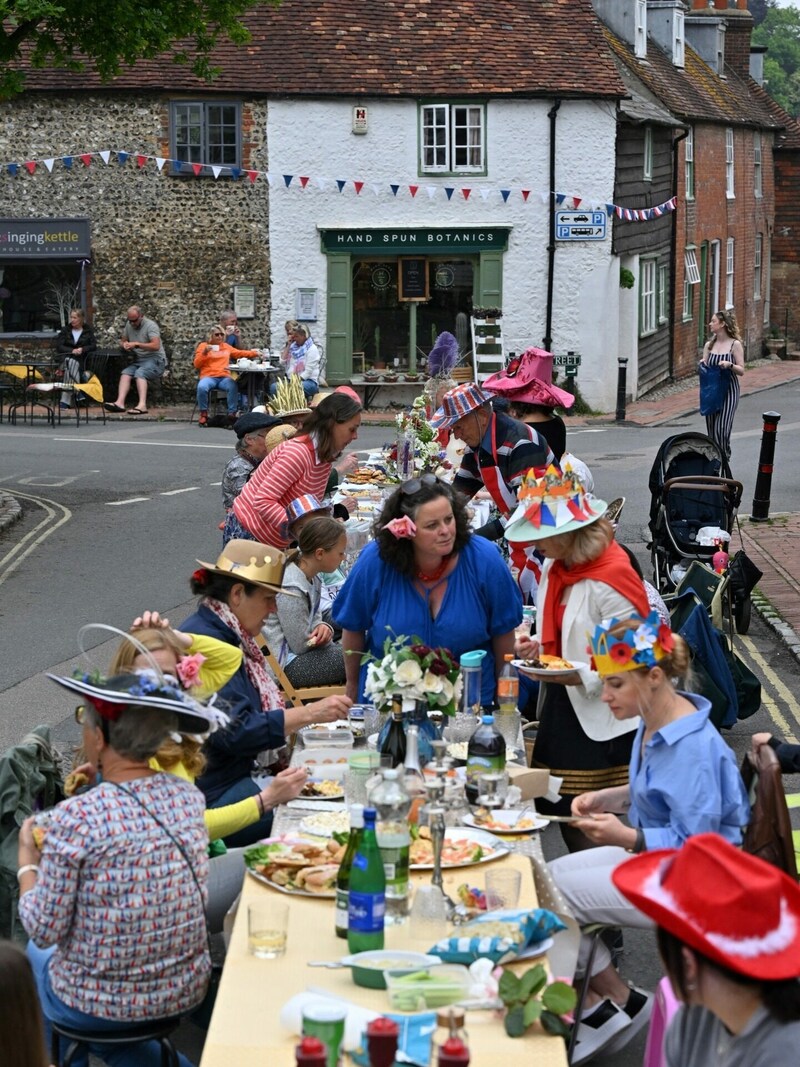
[[398, 257, 429, 301]]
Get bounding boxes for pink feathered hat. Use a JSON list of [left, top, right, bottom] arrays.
[[483, 347, 574, 410]]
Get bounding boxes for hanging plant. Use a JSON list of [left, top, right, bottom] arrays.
[[619, 268, 635, 290]]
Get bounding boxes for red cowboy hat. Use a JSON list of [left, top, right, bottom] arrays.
[[483, 347, 574, 409], [612, 833, 800, 980]]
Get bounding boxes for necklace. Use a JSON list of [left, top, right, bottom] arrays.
[[415, 554, 452, 583]]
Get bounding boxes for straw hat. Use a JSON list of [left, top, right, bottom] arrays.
[[265, 424, 297, 454], [430, 383, 492, 429], [613, 833, 800, 980], [505, 463, 607, 543], [196, 539, 301, 596]]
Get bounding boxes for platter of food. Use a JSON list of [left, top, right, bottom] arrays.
[[409, 827, 508, 870], [511, 656, 587, 679], [299, 810, 352, 838], [342, 467, 394, 486], [462, 808, 548, 834], [299, 779, 345, 800], [244, 836, 344, 897]]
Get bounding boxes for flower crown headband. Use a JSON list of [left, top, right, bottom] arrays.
[[588, 610, 674, 675]]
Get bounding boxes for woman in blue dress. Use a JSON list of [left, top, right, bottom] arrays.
[[333, 474, 522, 707], [700, 310, 745, 461]]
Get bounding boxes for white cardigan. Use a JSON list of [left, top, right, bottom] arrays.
[[535, 562, 642, 742]]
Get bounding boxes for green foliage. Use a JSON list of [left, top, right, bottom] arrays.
[[499, 962, 577, 1040], [619, 267, 635, 290], [753, 7, 800, 116], [0, 0, 273, 98]]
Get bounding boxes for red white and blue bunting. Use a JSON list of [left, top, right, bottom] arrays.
[[0, 148, 678, 219]]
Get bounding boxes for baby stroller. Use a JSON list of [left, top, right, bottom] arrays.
[[648, 432, 755, 633]]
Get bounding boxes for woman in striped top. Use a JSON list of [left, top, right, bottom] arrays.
[[700, 310, 745, 462], [225, 392, 362, 548]]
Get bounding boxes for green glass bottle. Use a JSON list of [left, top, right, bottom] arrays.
[[347, 807, 386, 953], [335, 803, 364, 939]]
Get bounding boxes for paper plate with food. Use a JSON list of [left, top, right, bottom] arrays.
[[299, 778, 345, 801], [409, 827, 507, 870], [511, 655, 587, 679], [299, 809, 352, 838], [244, 836, 345, 897], [462, 808, 549, 834]]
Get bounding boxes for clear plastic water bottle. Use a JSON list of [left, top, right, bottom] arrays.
[[496, 654, 519, 714], [370, 769, 411, 924]]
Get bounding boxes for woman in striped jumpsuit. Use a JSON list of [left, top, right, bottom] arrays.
[[700, 309, 745, 461]]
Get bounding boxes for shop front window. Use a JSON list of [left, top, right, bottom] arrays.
[[0, 262, 83, 333], [352, 258, 474, 370]]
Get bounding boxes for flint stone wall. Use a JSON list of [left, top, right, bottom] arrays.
[[0, 91, 271, 398]]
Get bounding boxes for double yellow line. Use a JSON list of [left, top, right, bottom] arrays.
[[738, 634, 800, 744], [0, 491, 71, 590]]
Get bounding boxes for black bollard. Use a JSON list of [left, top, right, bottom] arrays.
[[750, 411, 782, 522], [615, 358, 628, 422]]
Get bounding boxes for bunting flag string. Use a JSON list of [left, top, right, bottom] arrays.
[[0, 146, 679, 218]]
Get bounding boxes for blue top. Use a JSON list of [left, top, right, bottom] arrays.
[[332, 535, 522, 706], [628, 692, 750, 849], [181, 603, 286, 803]]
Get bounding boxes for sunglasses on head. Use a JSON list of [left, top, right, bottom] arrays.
[[400, 473, 440, 495]]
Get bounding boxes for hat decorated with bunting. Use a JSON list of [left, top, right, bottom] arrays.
[[612, 833, 800, 980], [286, 494, 331, 527], [504, 463, 607, 543], [588, 610, 674, 675], [195, 539, 301, 597], [430, 383, 492, 429]]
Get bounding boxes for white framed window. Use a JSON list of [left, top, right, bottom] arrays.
[[635, 0, 647, 58], [643, 126, 653, 181], [685, 128, 694, 200], [725, 128, 735, 198], [764, 235, 771, 324], [640, 258, 657, 336], [170, 101, 242, 176], [683, 277, 693, 321], [725, 237, 735, 308], [685, 247, 701, 285], [709, 239, 721, 314], [754, 131, 762, 198], [658, 264, 669, 324], [674, 10, 685, 67], [754, 233, 762, 300], [420, 103, 485, 174]]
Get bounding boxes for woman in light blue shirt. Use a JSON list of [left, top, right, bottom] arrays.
[[549, 612, 750, 1064]]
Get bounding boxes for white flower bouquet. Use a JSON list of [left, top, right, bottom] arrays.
[[362, 633, 463, 717]]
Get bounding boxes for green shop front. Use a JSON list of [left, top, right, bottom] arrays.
[[319, 226, 510, 382]]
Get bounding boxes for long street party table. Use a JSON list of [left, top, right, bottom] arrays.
[[200, 809, 569, 1066]]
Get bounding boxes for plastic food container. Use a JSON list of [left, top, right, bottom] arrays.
[[384, 965, 471, 1011], [341, 951, 442, 990], [297, 749, 350, 780], [301, 728, 354, 749]]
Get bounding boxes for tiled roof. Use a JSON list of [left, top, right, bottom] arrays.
[[748, 80, 800, 150], [613, 58, 683, 128], [18, 0, 625, 99], [604, 27, 781, 131]]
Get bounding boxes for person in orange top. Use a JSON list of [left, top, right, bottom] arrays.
[[193, 325, 260, 427]]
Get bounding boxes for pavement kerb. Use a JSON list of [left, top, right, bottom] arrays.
[[0, 491, 23, 534]]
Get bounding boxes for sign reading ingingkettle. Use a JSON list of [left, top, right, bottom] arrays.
[[555, 210, 607, 241]]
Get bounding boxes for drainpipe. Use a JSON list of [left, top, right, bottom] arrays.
[[670, 127, 689, 379], [543, 98, 561, 352]]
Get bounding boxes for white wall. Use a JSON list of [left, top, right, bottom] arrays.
[[267, 95, 620, 408]]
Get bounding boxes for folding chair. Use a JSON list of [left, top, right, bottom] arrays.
[[255, 634, 346, 707]]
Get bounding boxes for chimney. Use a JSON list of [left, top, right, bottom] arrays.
[[648, 2, 686, 68], [592, 1, 648, 59], [750, 45, 766, 87], [685, 12, 726, 75], [687, 1, 753, 80]]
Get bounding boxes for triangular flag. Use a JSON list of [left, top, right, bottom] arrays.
[[117, 151, 128, 165], [266, 173, 275, 186], [247, 170, 258, 184], [426, 186, 437, 200], [354, 180, 364, 195], [521, 189, 530, 201], [62, 156, 72, 170], [315, 177, 327, 191], [172, 160, 183, 173], [211, 166, 222, 179], [461, 188, 471, 200], [136, 154, 147, 168], [155, 157, 166, 172], [24, 161, 36, 175], [336, 179, 346, 193], [390, 184, 399, 197], [444, 187, 454, 200], [191, 163, 203, 176], [43, 158, 55, 172], [7, 163, 18, 176], [479, 188, 491, 201], [299, 175, 310, 188], [540, 190, 549, 203], [371, 183, 381, 196], [606, 203, 615, 215], [230, 167, 241, 180], [556, 193, 566, 205], [573, 197, 582, 209], [409, 185, 418, 198], [501, 189, 511, 203], [99, 150, 110, 165], [283, 174, 294, 187]]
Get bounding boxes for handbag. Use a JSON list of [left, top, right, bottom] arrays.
[[698, 361, 727, 416]]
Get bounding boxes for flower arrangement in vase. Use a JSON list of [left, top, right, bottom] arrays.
[[361, 632, 462, 717]]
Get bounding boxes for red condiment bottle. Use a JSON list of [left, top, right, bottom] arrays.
[[366, 1016, 399, 1067], [295, 1035, 327, 1067], [438, 1036, 471, 1066]]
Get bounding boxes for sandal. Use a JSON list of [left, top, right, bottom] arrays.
[[104, 403, 126, 413], [126, 407, 148, 415]]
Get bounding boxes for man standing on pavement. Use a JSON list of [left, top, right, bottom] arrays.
[[431, 382, 555, 600], [105, 305, 168, 415]]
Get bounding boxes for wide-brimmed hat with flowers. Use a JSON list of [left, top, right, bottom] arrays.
[[195, 539, 301, 597], [588, 611, 673, 675], [483, 348, 575, 410], [505, 463, 607, 543], [49, 669, 229, 734], [613, 833, 800, 980], [430, 383, 492, 429]]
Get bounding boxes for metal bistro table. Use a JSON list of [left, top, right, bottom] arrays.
[[231, 362, 284, 409], [1, 360, 58, 424]]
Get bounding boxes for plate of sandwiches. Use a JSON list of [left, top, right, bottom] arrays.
[[244, 836, 345, 897]]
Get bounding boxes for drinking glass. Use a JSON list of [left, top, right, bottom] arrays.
[[302, 1002, 347, 1067], [408, 884, 449, 942], [247, 899, 289, 958], [484, 868, 522, 911], [345, 751, 385, 806]]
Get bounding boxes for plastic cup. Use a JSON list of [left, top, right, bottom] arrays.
[[409, 884, 449, 942], [302, 1002, 347, 1067], [484, 868, 522, 911], [247, 899, 288, 958], [210, 344, 220, 351], [345, 750, 382, 806]]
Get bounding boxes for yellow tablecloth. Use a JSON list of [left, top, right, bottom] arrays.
[[200, 852, 569, 1066]]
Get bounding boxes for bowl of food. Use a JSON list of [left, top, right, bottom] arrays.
[[341, 950, 443, 990]]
